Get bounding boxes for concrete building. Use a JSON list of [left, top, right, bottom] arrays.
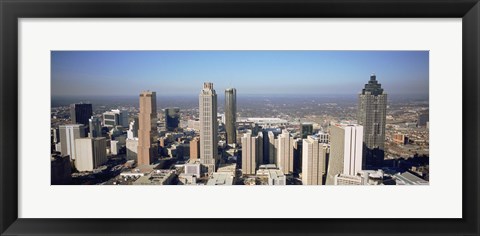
[[241, 131, 263, 175], [302, 136, 329, 185], [206, 172, 234, 185], [394, 172, 429, 185], [133, 170, 175, 185], [277, 130, 294, 174], [190, 137, 200, 160], [165, 107, 180, 131], [267, 169, 286, 185], [357, 74, 387, 168], [88, 116, 102, 138], [70, 103, 92, 126], [185, 162, 201, 176], [103, 109, 129, 128], [75, 137, 107, 172], [199, 82, 218, 174], [326, 124, 363, 185], [187, 119, 200, 131], [334, 174, 364, 185], [59, 124, 86, 163], [225, 88, 237, 145], [267, 131, 278, 164], [137, 91, 158, 166]]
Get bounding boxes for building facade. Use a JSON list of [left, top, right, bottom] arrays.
[[277, 130, 294, 174], [225, 88, 237, 145], [165, 107, 180, 131], [137, 91, 158, 166], [199, 82, 218, 174], [75, 137, 107, 171], [326, 124, 363, 185], [70, 103, 92, 127], [189, 137, 200, 160], [357, 74, 387, 168], [59, 124, 86, 163], [88, 116, 102, 138], [302, 136, 329, 185], [241, 131, 263, 175]]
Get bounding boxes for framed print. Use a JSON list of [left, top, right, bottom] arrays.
[[1, 0, 479, 235]]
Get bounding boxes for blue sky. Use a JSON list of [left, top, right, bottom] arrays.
[[51, 51, 428, 97]]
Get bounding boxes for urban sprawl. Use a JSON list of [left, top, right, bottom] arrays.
[[51, 74, 429, 185]]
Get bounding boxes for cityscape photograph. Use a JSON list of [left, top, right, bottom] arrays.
[[50, 51, 429, 185]]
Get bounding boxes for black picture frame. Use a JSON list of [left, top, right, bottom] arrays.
[[1, 0, 479, 235]]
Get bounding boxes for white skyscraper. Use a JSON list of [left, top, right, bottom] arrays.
[[199, 82, 218, 174], [241, 131, 263, 175], [302, 136, 329, 185], [326, 124, 363, 185], [277, 130, 293, 174], [59, 124, 86, 163]]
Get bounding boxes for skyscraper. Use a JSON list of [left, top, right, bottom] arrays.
[[302, 136, 329, 185], [300, 123, 314, 139], [165, 107, 180, 131], [70, 103, 92, 127], [277, 130, 294, 174], [137, 91, 157, 166], [88, 116, 102, 138], [326, 124, 363, 185], [241, 131, 263, 175], [189, 137, 200, 160], [59, 124, 86, 164], [199, 82, 218, 174], [225, 88, 237, 145], [357, 74, 387, 168]]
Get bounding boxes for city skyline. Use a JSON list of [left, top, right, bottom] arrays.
[[51, 51, 429, 97]]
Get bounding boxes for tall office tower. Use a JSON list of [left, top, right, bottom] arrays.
[[88, 116, 102, 138], [357, 74, 387, 169], [326, 124, 363, 185], [190, 137, 200, 160], [137, 91, 158, 166], [51, 153, 72, 185], [302, 136, 330, 185], [268, 131, 277, 164], [225, 88, 237, 145], [241, 131, 263, 175], [300, 123, 314, 138], [59, 124, 86, 163], [292, 138, 303, 174], [75, 137, 107, 171], [277, 130, 294, 174], [70, 103, 92, 127], [199, 82, 218, 174], [165, 107, 180, 131]]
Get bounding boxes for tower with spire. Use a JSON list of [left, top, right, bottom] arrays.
[[357, 73, 387, 169]]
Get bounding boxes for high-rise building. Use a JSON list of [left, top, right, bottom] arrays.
[[137, 91, 158, 166], [225, 88, 237, 145], [88, 116, 102, 138], [189, 137, 200, 160], [70, 103, 92, 127], [268, 131, 277, 164], [199, 82, 218, 174], [50, 153, 72, 185], [241, 131, 263, 175], [277, 130, 294, 174], [302, 136, 329, 185], [357, 74, 387, 168], [326, 124, 363, 185], [103, 109, 129, 128], [75, 137, 107, 171], [300, 123, 314, 138], [59, 124, 86, 163], [165, 107, 180, 131]]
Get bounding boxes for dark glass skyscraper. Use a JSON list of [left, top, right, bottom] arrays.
[[70, 103, 92, 127], [165, 107, 180, 131], [225, 88, 237, 145], [357, 74, 387, 169]]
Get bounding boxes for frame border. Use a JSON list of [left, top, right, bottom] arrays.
[[1, 0, 479, 235]]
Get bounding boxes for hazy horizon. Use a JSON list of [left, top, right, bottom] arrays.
[[51, 51, 429, 97]]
